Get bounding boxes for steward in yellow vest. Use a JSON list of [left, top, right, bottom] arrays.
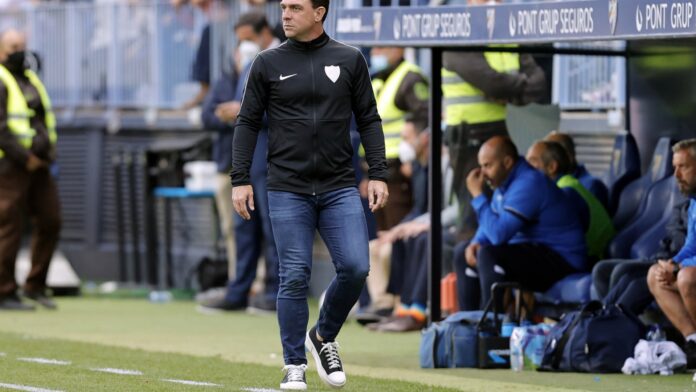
[[0, 29, 61, 311], [363, 47, 429, 231]]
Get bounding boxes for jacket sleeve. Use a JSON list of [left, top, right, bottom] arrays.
[[394, 71, 429, 124], [0, 83, 29, 166], [201, 75, 237, 132], [351, 51, 388, 182], [442, 51, 526, 102], [231, 55, 268, 187]]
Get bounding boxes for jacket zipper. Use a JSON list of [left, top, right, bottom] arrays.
[[310, 51, 317, 196]]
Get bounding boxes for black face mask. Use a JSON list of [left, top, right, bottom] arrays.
[[5, 51, 27, 72]]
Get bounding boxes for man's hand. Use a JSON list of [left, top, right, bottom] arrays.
[[466, 168, 485, 198], [26, 154, 46, 172], [396, 221, 430, 240], [367, 180, 388, 212], [232, 185, 255, 220], [214, 101, 241, 123], [465, 242, 481, 268], [656, 259, 677, 287]]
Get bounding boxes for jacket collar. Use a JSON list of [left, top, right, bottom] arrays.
[[287, 31, 330, 51]]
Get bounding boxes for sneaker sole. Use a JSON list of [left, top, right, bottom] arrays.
[[305, 332, 346, 389], [245, 306, 276, 316], [280, 381, 307, 390]]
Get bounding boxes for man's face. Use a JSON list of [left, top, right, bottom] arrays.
[[674, 149, 696, 195], [370, 47, 403, 66], [280, 0, 323, 40], [478, 146, 511, 189], [525, 143, 544, 172]]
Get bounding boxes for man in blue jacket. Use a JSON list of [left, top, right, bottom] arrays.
[[647, 138, 696, 367], [457, 136, 586, 310], [199, 12, 281, 313]]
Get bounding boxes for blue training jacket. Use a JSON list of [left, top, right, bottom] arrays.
[[471, 158, 588, 271], [674, 198, 696, 267]]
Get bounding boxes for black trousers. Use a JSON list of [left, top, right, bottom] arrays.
[[457, 243, 577, 310]]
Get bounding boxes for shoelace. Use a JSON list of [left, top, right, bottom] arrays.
[[282, 364, 307, 382], [319, 341, 342, 370]]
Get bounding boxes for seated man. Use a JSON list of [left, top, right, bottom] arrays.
[[647, 138, 696, 365], [526, 140, 615, 262], [456, 136, 587, 310], [546, 131, 609, 209]]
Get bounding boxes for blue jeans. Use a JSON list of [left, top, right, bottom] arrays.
[[268, 187, 369, 365]]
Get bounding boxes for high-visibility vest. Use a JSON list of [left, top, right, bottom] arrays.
[[372, 60, 425, 159], [0, 65, 56, 159], [557, 174, 616, 259], [442, 50, 519, 127]]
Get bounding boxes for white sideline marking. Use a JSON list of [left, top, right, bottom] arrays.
[[89, 368, 143, 376], [161, 379, 222, 387], [0, 382, 64, 392], [16, 358, 70, 366], [0, 352, 6, 356], [241, 388, 282, 392]]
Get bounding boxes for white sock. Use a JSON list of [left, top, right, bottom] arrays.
[[686, 333, 696, 343]]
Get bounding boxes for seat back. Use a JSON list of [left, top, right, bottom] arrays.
[[630, 177, 686, 259], [603, 133, 641, 214], [607, 176, 675, 259], [611, 137, 673, 230]]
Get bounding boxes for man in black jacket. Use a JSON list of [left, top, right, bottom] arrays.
[[231, 0, 389, 389]]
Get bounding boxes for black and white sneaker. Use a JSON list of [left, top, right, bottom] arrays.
[[280, 364, 307, 390], [305, 325, 346, 388]]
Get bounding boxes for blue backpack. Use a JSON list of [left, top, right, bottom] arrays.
[[539, 301, 646, 373]]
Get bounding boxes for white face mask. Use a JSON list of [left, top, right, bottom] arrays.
[[370, 54, 389, 73], [238, 40, 260, 70], [398, 140, 417, 164]]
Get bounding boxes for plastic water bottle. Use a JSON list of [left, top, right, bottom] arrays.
[[509, 327, 525, 371], [647, 325, 666, 342], [149, 290, 172, 304]]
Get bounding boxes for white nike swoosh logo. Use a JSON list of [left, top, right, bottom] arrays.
[[279, 74, 297, 81]]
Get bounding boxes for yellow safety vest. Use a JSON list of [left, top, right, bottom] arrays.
[[0, 65, 56, 159], [442, 50, 520, 126], [371, 61, 425, 159]]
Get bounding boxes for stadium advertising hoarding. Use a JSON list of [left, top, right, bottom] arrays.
[[335, 0, 696, 45]]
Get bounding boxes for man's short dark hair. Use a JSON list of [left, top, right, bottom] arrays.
[[498, 136, 519, 161], [541, 141, 572, 175], [545, 132, 576, 161], [311, 0, 330, 22], [235, 12, 270, 34]]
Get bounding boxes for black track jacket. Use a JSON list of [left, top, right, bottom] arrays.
[[231, 32, 388, 195]]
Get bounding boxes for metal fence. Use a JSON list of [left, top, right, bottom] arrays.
[[552, 42, 626, 110], [5, 0, 621, 111]]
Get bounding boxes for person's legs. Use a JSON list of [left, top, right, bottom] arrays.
[[365, 239, 394, 310], [23, 169, 61, 306], [315, 187, 370, 341], [268, 191, 316, 366], [222, 207, 262, 306], [0, 164, 28, 302], [477, 243, 576, 307], [647, 264, 696, 337], [214, 173, 236, 279], [678, 267, 696, 331], [592, 259, 626, 299], [253, 172, 279, 306]]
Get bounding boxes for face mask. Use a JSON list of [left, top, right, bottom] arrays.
[[398, 140, 417, 164], [238, 40, 260, 70], [370, 55, 389, 74], [5, 50, 27, 72]]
